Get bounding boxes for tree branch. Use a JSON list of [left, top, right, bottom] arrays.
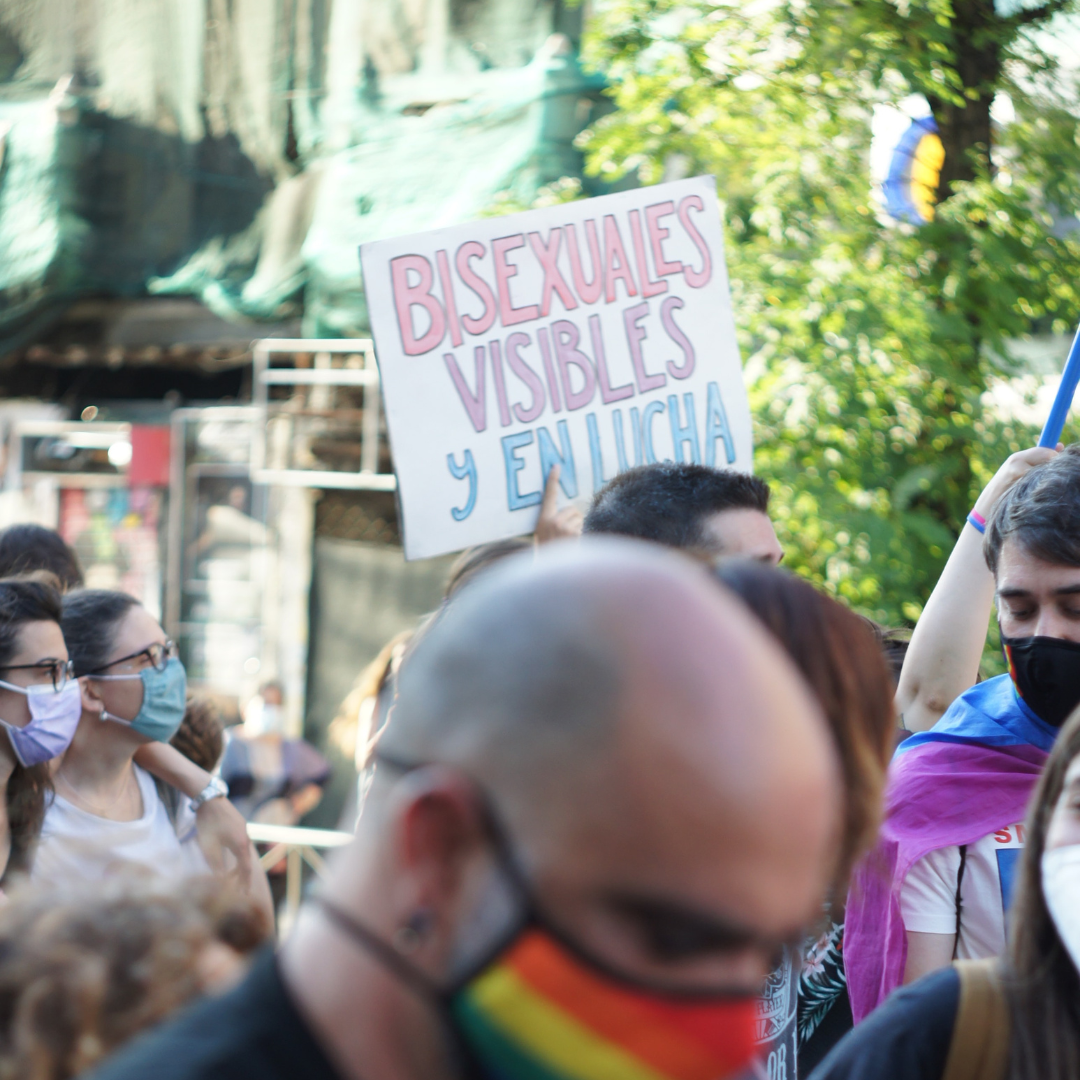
[[1009, 0, 1073, 27]]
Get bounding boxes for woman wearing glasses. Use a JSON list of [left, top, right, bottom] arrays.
[[31, 590, 271, 918], [0, 575, 81, 881]]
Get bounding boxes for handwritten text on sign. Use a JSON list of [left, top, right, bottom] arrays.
[[361, 176, 752, 560]]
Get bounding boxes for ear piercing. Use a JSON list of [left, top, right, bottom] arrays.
[[394, 909, 433, 953]]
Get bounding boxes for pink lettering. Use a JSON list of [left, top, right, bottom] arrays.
[[677, 195, 712, 288], [493, 234, 539, 328], [529, 228, 578, 316], [436, 249, 463, 348], [661, 296, 695, 379], [624, 302, 665, 393], [444, 348, 487, 432], [552, 320, 597, 412], [489, 339, 512, 427], [603, 215, 638, 303], [645, 201, 683, 276], [590, 314, 633, 404], [455, 241, 497, 336], [565, 220, 603, 305], [391, 255, 445, 356], [537, 326, 562, 413], [629, 209, 666, 298], [505, 332, 546, 424]]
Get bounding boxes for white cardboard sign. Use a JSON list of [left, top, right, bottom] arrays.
[[360, 176, 753, 560]]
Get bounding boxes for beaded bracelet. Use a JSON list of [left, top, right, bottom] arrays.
[[967, 510, 987, 534]]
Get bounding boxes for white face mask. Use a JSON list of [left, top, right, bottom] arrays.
[[244, 700, 285, 737], [1042, 845, 1080, 971]]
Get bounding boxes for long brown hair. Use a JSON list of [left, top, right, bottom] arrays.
[[1005, 709, 1080, 1080], [713, 561, 896, 894], [0, 575, 65, 881]]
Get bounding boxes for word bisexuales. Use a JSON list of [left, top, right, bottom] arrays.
[[388, 195, 714, 434]]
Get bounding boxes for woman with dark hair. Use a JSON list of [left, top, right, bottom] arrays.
[[0, 525, 84, 592], [713, 561, 896, 1077], [808, 707, 1080, 1080], [0, 574, 82, 882], [32, 590, 271, 920]]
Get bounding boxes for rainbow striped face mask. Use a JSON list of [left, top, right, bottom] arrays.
[[444, 923, 759, 1080], [316, 757, 759, 1080]]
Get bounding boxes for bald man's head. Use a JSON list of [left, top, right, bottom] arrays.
[[282, 543, 839, 1080], [385, 539, 829, 821], [359, 540, 839, 979]]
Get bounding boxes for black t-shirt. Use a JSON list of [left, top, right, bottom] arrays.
[[86, 948, 343, 1080], [806, 967, 959, 1080]]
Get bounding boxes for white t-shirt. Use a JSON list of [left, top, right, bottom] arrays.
[[33, 765, 210, 886], [899, 822, 1025, 959]]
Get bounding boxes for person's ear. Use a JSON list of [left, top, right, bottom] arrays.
[[79, 676, 104, 716], [387, 766, 488, 963]]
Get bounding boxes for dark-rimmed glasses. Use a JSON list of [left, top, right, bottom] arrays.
[[0, 659, 76, 692], [86, 640, 177, 677]]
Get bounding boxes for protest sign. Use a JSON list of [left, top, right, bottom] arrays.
[[360, 176, 753, 560]]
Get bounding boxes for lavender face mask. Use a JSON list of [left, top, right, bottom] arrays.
[[0, 678, 82, 766]]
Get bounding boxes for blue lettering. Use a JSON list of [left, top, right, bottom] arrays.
[[538, 420, 578, 498], [705, 381, 736, 466], [641, 400, 666, 464], [612, 408, 630, 473], [447, 450, 478, 520], [630, 406, 644, 466], [586, 413, 608, 490], [501, 431, 541, 510], [668, 392, 701, 464]]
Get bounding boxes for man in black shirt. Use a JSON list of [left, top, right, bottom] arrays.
[[89, 539, 840, 1080]]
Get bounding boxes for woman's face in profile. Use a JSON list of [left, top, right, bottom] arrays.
[[1045, 753, 1080, 854], [0, 620, 69, 730]]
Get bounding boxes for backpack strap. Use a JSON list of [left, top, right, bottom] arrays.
[[941, 958, 1010, 1080]]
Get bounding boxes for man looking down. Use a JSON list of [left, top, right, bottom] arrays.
[[846, 445, 1080, 1021], [90, 538, 839, 1080], [583, 462, 783, 563]]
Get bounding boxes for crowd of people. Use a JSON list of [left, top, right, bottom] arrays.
[[0, 441, 1074, 1080]]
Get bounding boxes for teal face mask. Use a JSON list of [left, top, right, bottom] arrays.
[[96, 657, 187, 742]]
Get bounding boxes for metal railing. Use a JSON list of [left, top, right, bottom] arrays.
[[250, 337, 396, 491], [246, 822, 353, 932]]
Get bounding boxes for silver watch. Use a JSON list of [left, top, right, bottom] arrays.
[[191, 775, 229, 809]]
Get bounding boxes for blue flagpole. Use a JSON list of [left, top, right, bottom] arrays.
[[1039, 323, 1080, 448]]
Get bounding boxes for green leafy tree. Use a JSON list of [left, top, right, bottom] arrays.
[[577, 0, 1080, 628]]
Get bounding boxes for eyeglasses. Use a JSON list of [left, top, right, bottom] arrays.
[[0, 658, 76, 692], [87, 640, 178, 677]]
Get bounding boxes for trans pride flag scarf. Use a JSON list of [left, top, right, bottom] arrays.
[[843, 675, 1052, 1023]]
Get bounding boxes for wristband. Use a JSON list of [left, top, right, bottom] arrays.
[[967, 510, 987, 534]]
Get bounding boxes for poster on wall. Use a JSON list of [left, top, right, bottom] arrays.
[[59, 488, 163, 618], [361, 175, 752, 560]]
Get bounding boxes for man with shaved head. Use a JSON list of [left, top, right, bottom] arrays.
[[90, 539, 839, 1080]]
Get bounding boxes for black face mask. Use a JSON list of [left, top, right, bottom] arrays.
[[1001, 631, 1080, 727]]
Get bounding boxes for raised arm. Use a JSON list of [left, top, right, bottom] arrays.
[[896, 447, 1059, 732], [134, 742, 272, 923]]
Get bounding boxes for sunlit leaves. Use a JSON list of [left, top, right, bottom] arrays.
[[581, 0, 1080, 624]]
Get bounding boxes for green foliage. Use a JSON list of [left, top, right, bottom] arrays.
[[575, 0, 1080, 625]]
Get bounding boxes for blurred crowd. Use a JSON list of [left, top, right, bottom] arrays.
[[0, 443, 1074, 1080]]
